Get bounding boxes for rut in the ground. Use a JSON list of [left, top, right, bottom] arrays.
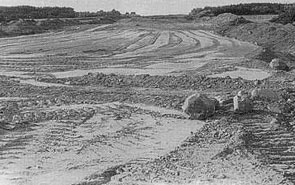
[[243, 120, 295, 183]]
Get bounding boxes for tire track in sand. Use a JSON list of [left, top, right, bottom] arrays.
[[244, 119, 295, 183]]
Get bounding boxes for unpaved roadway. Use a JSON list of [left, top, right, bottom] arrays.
[[0, 20, 271, 185], [0, 103, 204, 185], [0, 22, 262, 79]]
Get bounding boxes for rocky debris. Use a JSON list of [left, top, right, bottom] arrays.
[[216, 21, 295, 64], [253, 79, 262, 86], [237, 90, 249, 98], [37, 72, 261, 91], [33, 68, 294, 93], [0, 102, 21, 129], [105, 118, 290, 185], [251, 88, 280, 101], [0, 103, 96, 130], [215, 95, 233, 106], [209, 13, 250, 28], [192, 9, 214, 18], [233, 94, 253, 114], [270, 58, 289, 71], [0, 97, 189, 131], [242, 114, 295, 184], [0, 18, 83, 37], [267, 103, 283, 114], [182, 93, 219, 120]]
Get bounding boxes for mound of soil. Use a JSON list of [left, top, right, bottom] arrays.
[[224, 22, 295, 53], [211, 14, 295, 64], [1, 19, 42, 35], [209, 13, 250, 28], [0, 18, 101, 37], [37, 72, 292, 93]]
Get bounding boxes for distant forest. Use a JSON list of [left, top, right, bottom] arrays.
[[0, 6, 76, 21], [0, 6, 124, 22], [190, 3, 294, 16], [271, 7, 295, 24]]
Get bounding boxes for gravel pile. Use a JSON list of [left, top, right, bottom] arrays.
[[38, 73, 260, 91]]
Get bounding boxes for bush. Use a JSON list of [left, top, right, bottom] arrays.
[[190, 3, 287, 17], [271, 7, 295, 24], [0, 6, 76, 22]]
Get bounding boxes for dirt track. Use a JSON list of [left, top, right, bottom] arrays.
[[0, 18, 293, 185], [0, 103, 205, 185], [0, 21, 261, 78]]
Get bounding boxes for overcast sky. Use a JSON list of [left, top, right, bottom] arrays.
[[0, 0, 294, 15]]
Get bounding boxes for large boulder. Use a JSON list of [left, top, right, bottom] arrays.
[[182, 93, 219, 120], [233, 95, 253, 114], [251, 88, 280, 101], [269, 58, 289, 71]]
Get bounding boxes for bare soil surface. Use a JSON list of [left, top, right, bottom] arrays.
[[0, 17, 295, 185], [0, 19, 261, 78]]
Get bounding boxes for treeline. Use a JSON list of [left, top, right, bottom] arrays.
[[78, 9, 122, 19], [0, 6, 127, 23], [190, 3, 293, 17], [0, 6, 76, 21], [271, 7, 295, 24]]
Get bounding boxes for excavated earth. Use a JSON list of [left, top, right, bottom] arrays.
[[0, 17, 295, 185]]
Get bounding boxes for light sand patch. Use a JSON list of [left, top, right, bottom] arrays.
[[184, 30, 214, 48], [52, 68, 174, 77], [0, 70, 30, 78], [0, 97, 27, 101], [194, 30, 235, 47], [84, 24, 112, 32], [19, 79, 68, 87], [136, 31, 170, 52], [124, 33, 156, 51], [146, 61, 207, 71], [209, 67, 271, 80], [52, 60, 207, 77], [0, 102, 204, 185], [0, 53, 44, 58]]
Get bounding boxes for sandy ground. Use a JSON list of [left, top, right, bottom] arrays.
[[0, 18, 294, 185], [0, 21, 263, 80], [0, 103, 204, 185]]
